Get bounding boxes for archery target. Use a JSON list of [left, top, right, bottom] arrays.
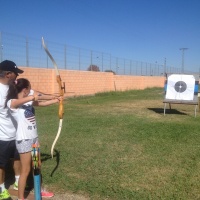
[[174, 81, 187, 93], [165, 74, 195, 101]]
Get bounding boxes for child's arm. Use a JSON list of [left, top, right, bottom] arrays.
[[10, 94, 38, 109], [34, 90, 59, 100], [33, 96, 62, 107]]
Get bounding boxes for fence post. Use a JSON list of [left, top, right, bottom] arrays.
[[0, 32, 2, 62], [64, 44, 67, 69], [116, 57, 118, 74], [91, 50, 93, 71], [79, 48, 81, 70], [110, 54, 111, 70], [146, 63, 147, 76], [102, 52, 103, 72], [124, 59, 125, 75], [26, 37, 29, 67], [136, 61, 138, 75]]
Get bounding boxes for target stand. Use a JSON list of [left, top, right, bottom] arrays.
[[163, 101, 198, 117], [163, 74, 199, 117]]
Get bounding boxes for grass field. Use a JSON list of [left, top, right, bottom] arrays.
[[16, 88, 200, 199]]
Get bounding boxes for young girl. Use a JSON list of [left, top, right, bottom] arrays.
[[5, 78, 62, 200]]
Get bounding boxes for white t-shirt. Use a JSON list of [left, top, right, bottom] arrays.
[[0, 83, 17, 141], [7, 99, 38, 141]]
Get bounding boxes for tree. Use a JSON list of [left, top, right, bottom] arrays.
[[87, 65, 100, 72]]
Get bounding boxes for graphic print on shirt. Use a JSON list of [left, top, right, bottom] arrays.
[[22, 105, 36, 125]]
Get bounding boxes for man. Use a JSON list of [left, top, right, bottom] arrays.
[[0, 60, 23, 199]]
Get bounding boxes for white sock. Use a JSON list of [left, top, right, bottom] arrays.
[[0, 183, 5, 193], [15, 175, 20, 185]]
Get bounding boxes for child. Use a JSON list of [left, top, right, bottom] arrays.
[[5, 78, 62, 200]]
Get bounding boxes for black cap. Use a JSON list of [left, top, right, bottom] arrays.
[[0, 60, 24, 74]]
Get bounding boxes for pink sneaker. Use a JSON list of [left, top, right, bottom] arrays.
[[41, 189, 54, 198]]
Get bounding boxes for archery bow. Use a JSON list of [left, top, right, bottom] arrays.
[[41, 37, 64, 158]]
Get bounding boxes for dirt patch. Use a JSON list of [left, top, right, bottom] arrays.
[[9, 185, 90, 200], [49, 193, 89, 200]]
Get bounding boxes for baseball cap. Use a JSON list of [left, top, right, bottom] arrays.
[[0, 60, 24, 74]]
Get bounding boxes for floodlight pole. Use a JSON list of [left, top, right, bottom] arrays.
[[164, 57, 166, 76], [179, 48, 188, 73]]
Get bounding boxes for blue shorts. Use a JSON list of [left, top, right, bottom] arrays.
[[0, 140, 20, 168]]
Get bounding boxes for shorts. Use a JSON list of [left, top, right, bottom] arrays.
[[0, 140, 20, 168], [16, 138, 39, 154]]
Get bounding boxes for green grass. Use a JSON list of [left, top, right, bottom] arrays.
[[29, 88, 200, 199]]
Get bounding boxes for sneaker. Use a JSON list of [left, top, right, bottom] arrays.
[[13, 184, 54, 198], [0, 189, 11, 200], [41, 189, 54, 198], [13, 182, 18, 190]]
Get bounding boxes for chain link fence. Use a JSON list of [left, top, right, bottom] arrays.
[[0, 31, 184, 76]]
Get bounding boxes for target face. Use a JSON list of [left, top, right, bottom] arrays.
[[174, 81, 187, 93], [165, 74, 195, 101]]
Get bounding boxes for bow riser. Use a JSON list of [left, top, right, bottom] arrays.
[[56, 75, 64, 119]]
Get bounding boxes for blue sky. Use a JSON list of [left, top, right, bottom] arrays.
[[1, 0, 200, 72]]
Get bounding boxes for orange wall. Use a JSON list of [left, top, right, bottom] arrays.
[[19, 67, 165, 96]]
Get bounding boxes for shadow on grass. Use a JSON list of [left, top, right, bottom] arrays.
[[41, 150, 60, 177], [148, 107, 187, 115]]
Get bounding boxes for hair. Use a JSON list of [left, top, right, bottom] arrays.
[[5, 78, 30, 108], [0, 70, 7, 78]]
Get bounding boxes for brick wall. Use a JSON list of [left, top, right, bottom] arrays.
[[18, 67, 165, 96]]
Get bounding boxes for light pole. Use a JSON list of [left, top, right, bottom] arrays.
[[164, 57, 166, 76], [179, 48, 188, 73]]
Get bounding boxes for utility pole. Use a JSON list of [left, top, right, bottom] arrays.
[[164, 57, 166, 76], [179, 48, 188, 73]]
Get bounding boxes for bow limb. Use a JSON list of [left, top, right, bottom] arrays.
[[51, 119, 63, 157], [42, 37, 64, 158]]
